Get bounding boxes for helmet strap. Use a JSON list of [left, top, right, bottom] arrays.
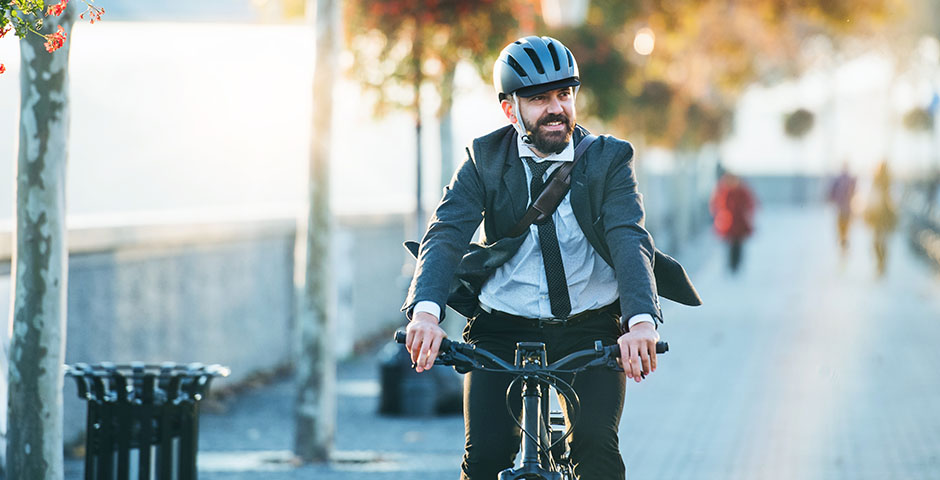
[[511, 93, 532, 144]]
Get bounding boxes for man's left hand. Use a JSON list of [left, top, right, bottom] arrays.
[[617, 322, 659, 383]]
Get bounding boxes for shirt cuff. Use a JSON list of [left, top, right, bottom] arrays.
[[627, 313, 655, 329], [414, 301, 441, 322]]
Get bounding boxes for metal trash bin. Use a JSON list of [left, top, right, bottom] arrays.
[[378, 341, 462, 417], [65, 362, 230, 480]]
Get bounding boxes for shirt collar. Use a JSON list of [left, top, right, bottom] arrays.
[[516, 133, 574, 163]]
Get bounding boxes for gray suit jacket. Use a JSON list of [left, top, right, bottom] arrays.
[[403, 125, 700, 325]]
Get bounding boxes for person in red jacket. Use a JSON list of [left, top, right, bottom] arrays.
[[710, 173, 757, 273]]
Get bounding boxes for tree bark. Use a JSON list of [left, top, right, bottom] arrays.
[[7, 7, 75, 480], [294, 0, 338, 463]]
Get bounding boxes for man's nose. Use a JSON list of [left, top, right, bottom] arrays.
[[546, 96, 563, 113]]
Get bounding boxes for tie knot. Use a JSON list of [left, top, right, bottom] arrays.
[[526, 159, 552, 179]]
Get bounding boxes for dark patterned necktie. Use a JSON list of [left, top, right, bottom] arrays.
[[525, 159, 571, 319]]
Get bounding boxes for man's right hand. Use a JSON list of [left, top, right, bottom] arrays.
[[405, 311, 446, 373]]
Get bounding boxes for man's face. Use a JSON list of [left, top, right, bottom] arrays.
[[512, 87, 577, 155]]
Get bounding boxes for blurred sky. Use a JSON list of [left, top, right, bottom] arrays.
[[1, 2, 939, 222]]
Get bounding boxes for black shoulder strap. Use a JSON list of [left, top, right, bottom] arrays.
[[505, 135, 597, 238]]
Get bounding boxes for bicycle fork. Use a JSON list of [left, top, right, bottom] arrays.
[[498, 343, 563, 480]]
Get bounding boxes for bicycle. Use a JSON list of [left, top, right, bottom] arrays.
[[395, 330, 668, 480]]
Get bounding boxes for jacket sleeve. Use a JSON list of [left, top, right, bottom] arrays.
[[599, 142, 662, 326], [401, 150, 486, 320]]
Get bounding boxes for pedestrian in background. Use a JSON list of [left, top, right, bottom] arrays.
[[863, 160, 897, 277], [710, 172, 757, 274], [827, 162, 857, 254]]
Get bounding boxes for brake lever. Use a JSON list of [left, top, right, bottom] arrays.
[[435, 348, 477, 374]]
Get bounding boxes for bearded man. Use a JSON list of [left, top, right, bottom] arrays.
[[401, 36, 699, 479]]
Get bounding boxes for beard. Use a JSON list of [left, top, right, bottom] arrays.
[[523, 112, 574, 154]]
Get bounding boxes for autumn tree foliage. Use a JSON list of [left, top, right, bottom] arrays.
[[344, 0, 522, 115], [342, 0, 906, 151], [344, 0, 527, 215], [542, 0, 904, 148]]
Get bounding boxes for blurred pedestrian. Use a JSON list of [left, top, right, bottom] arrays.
[[710, 173, 757, 273], [927, 168, 939, 213], [863, 160, 897, 277], [827, 163, 857, 253]]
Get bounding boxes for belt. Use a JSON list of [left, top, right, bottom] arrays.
[[479, 302, 618, 327]]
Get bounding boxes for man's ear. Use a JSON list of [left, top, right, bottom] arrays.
[[500, 99, 517, 124]]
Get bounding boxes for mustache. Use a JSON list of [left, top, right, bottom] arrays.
[[537, 114, 570, 128]]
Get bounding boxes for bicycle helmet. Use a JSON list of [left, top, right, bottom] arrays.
[[493, 36, 580, 100]]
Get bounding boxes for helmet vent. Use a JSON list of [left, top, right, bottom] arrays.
[[547, 43, 561, 71], [507, 56, 528, 77], [523, 48, 545, 75], [566, 50, 574, 69]]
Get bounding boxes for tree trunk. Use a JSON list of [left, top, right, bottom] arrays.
[[294, 0, 338, 463], [438, 61, 456, 191], [6, 7, 75, 480], [413, 25, 425, 238]]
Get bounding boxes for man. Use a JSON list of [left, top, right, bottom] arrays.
[[710, 172, 757, 273], [863, 160, 897, 277], [827, 163, 856, 253], [402, 36, 698, 479]]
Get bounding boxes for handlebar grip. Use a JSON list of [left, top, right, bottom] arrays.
[[393, 330, 454, 350], [657, 341, 668, 354]]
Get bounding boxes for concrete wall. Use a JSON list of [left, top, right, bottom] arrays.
[[643, 163, 717, 256], [0, 212, 412, 445]]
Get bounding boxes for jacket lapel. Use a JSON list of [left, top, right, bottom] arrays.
[[502, 135, 528, 224], [569, 131, 611, 265]]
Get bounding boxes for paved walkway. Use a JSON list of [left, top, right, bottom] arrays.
[[622, 206, 940, 479], [63, 206, 940, 479]]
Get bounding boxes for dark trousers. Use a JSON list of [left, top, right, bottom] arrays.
[[729, 239, 744, 272], [460, 309, 626, 480]]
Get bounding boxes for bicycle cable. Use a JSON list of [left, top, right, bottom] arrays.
[[503, 371, 582, 465]]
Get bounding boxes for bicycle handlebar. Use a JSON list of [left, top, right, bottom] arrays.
[[394, 330, 667, 375], [394, 329, 670, 469]]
